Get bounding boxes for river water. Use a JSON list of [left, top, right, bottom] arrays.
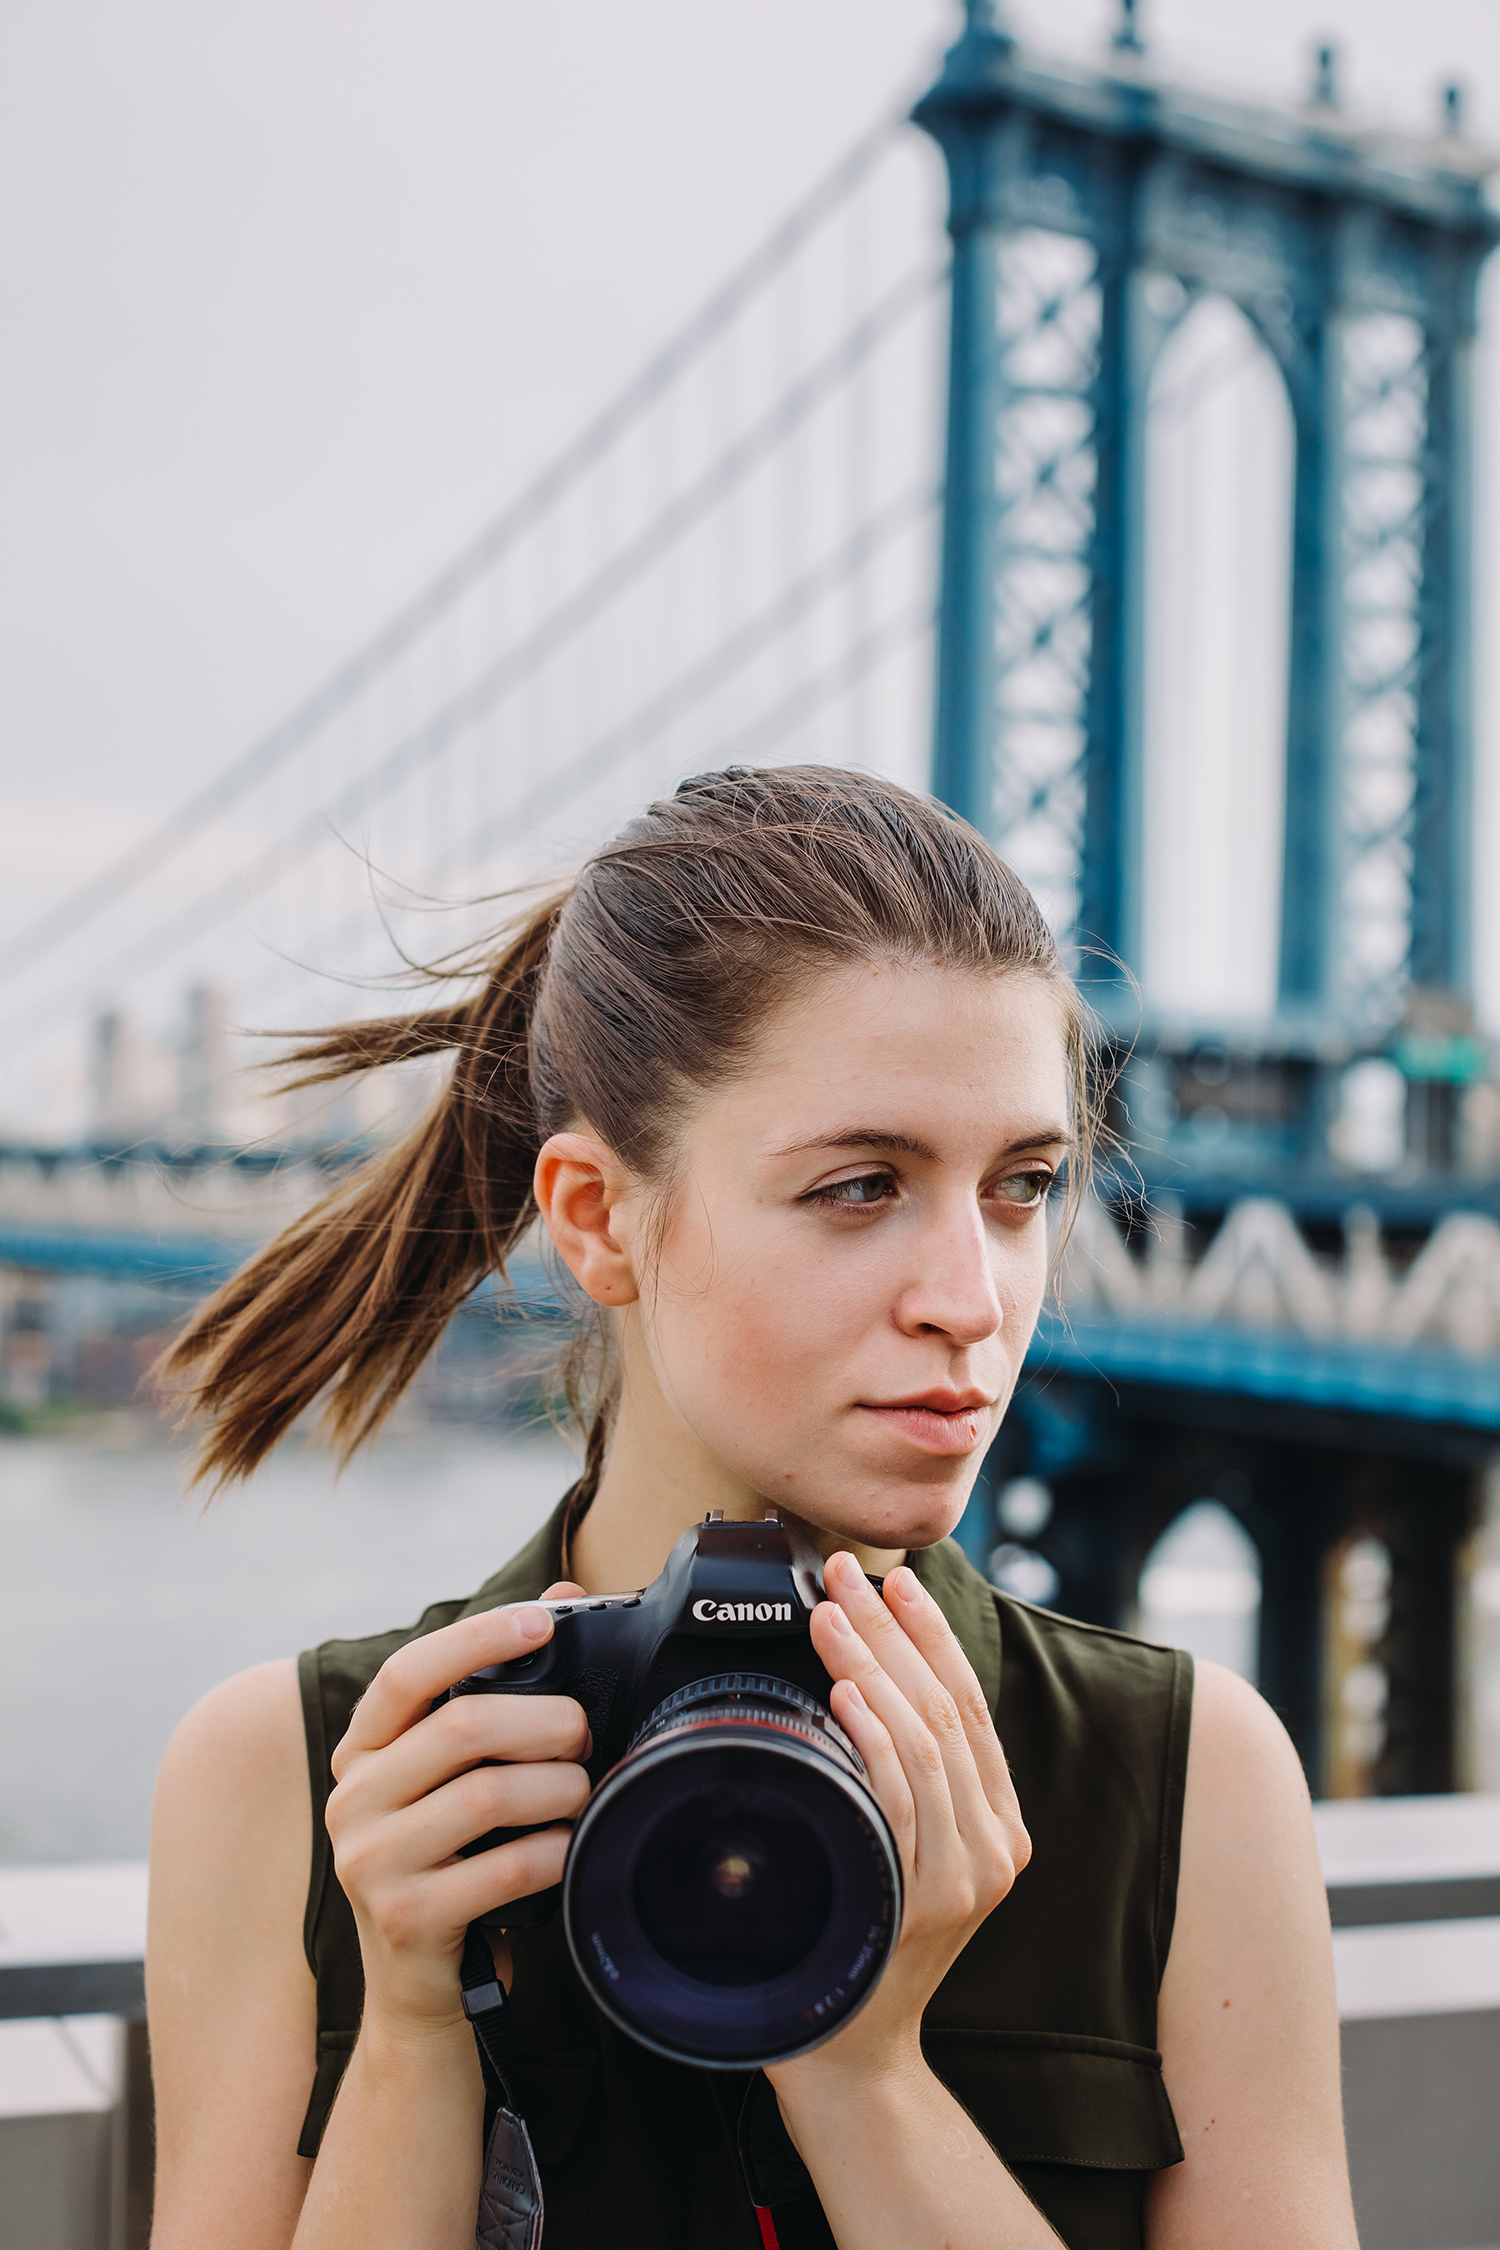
[[0, 1421, 574, 1864]]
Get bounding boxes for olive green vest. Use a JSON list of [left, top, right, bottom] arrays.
[[297, 1499, 1190, 2250]]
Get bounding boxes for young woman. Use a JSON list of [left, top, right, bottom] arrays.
[[146, 766, 1357, 2250]]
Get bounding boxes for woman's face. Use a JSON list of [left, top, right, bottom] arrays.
[[615, 960, 1071, 1554]]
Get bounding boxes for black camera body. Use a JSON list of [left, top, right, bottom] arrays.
[[444, 1513, 902, 2068], [448, 1509, 836, 1860]]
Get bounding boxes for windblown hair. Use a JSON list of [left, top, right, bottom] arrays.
[[161, 765, 1102, 1488]]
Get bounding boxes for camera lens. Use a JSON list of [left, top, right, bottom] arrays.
[[562, 1677, 901, 2069]]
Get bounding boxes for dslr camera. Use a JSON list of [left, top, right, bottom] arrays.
[[444, 1512, 902, 2069]]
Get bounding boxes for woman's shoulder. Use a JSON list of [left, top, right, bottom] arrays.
[[157, 1656, 306, 1810], [149, 1658, 313, 2026], [998, 1583, 1192, 1693], [151, 1658, 311, 1950], [993, 1582, 1193, 1803]]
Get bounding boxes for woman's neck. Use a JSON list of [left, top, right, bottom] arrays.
[[566, 1377, 905, 1595]]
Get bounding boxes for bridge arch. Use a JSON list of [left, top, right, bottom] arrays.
[[1134, 1496, 1263, 1685]]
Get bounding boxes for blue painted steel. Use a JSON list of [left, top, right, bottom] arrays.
[[930, 198, 1001, 835], [1277, 287, 1341, 1018], [914, 18, 1500, 1031], [0, 1228, 245, 1285], [1028, 1310, 1500, 1432], [1078, 215, 1146, 982], [0, 1224, 573, 1324], [1412, 292, 1481, 996], [925, 9, 1010, 835]]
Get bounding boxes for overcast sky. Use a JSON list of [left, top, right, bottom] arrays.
[[3, 0, 1500, 1047]]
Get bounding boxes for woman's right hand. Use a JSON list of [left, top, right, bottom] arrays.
[[324, 1584, 591, 2033]]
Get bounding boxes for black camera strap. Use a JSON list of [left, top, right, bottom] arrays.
[[461, 1924, 544, 2250], [460, 1927, 835, 2250], [737, 2070, 838, 2250]]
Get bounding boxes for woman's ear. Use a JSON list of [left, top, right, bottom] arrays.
[[533, 1132, 641, 1306]]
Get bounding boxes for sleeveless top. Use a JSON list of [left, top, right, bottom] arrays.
[[296, 1497, 1191, 2250]]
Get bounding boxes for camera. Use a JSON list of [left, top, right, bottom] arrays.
[[443, 1512, 903, 2069]]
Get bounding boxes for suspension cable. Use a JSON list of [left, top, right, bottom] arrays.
[[0, 112, 909, 980]]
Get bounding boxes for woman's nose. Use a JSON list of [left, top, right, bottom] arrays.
[[892, 1205, 1004, 1345]]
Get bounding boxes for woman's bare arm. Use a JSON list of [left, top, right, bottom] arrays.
[[148, 1598, 590, 2250], [148, 1654, 489, 2250], [1146, 1659, 1359, 2249], [147, 1659, 317, 2250]]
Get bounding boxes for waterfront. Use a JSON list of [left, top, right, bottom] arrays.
[[0, 1422, 574, 1864]]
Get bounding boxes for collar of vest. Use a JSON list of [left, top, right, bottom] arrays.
[[457, 1489, 1004, 1717]]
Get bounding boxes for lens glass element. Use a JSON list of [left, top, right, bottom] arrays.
[[632, 1786, 833, 1986]]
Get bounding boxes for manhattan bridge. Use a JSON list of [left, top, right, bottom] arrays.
[[4, 1, 1500, 1804]]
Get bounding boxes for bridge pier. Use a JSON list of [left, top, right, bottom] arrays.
[[979, 1372, 1485, 1798]]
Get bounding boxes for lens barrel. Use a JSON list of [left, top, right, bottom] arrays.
[[562, 1675, 902, 2068]]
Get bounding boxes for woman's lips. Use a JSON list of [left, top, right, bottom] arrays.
[[857, 1395, 993, 1457]]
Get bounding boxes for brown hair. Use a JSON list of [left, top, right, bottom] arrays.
[[161, 764, 1101, 1488]]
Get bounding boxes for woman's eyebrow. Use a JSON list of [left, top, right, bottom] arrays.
[[773, 1129, 938, 1160], [770, 1125, 1073, 1162]]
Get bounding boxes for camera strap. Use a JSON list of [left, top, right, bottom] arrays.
[[459, 1928, 835, 2250], [461, 1924, 544, 2250], [737, 2070, 838, 2250]]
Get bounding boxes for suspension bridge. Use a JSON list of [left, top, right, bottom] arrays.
[[3, 2, 1500, 1805]]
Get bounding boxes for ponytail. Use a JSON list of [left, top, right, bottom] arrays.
[[158, 888, 567, 1487]]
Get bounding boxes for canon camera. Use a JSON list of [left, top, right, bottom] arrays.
[[443, 1512, 902, 2070]]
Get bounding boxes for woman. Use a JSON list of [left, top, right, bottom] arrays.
[[146, 767, 1357, 2250]]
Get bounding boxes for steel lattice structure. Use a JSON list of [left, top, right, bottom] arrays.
[[915, 2, 1499, 1032]]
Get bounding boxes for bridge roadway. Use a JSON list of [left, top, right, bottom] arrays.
[[4, 1138, 1500, 1432]]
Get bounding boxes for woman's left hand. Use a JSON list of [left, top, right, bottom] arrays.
[[769, 1550, 1030, 2099]]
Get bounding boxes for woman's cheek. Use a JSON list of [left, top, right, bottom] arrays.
[[989, 1209, 1048, 1316], [683, 1281, 848, 1453]]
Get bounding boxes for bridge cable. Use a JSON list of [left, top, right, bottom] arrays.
[[0, 110, 909, 980]]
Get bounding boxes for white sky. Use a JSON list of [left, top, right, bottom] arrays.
[[3, 0, 1500, 1090]]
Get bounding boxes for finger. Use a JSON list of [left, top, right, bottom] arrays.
[[811, 1598, 964, 1874], [359, 1756, 592, 1876], [824, 1677, 916, 1872], [416, 1824, 577, 1936], [540, 1582, 587, 1601], [339, 1692, 592, 1814], [819, 1556, 997, 1835], [335, 1601, 559, 1769], [877, 1566, 1019, 1820]]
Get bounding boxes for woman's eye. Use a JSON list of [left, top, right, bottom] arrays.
[[993, 1169, 1053, 1209], [811, 1172, 895, 1208]]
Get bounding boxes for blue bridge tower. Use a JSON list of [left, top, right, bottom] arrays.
[[916, 3, 1500, 1794]]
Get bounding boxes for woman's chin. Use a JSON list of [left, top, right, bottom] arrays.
[[737, 1442, 981, 1556], [809, 1477, 975, 1558]]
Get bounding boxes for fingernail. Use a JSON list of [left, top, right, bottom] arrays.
[[822, 1602, 853, 1637], [511, 1605, 552, 1642], [889, 1567, 925, 1605], [841, 1683, 866, 1714]]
